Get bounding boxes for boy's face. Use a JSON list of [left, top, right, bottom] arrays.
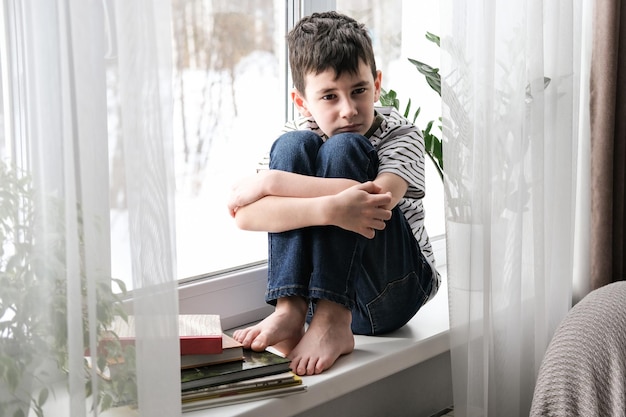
[[291, 60, 382, 137]]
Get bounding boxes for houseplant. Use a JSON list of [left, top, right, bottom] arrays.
[[379, 32, 551, 294], [0, 161, 136, 417], [379, 32, 549, 222], [379, 32, 443, 183]]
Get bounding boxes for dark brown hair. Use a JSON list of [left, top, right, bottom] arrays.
[[287, 11, 377, 95]]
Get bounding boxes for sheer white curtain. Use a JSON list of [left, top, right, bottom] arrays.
[[0, 1, 180, 416], [440, 1, 591, 416]]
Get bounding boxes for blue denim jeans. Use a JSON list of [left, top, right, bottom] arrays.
[[266, 130, 434, 335]]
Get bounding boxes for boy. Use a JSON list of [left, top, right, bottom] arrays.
[[227, 11, 440, 376]]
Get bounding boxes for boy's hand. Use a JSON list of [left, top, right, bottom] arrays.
[[331, 182, 392, 238], [228, 172, 268, 217]]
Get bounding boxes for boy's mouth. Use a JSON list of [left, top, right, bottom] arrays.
[[336, 124, 361, 133]]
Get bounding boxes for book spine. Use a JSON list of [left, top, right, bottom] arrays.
[[181, 336, 222, 355]]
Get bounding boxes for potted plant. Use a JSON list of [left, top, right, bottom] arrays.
[[0, 161, 136, 417], [379, 32, 551, 294]]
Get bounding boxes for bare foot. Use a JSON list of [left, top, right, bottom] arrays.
[[288, 300, 355, 376], [232, 296, 307, 354]]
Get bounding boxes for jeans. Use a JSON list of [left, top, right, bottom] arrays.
[[266, 130, 434, 335]]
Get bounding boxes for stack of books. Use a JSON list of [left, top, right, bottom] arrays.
[[178, 316, 306, 411], [96, 314, 306, 410], [180, 347, 305, 411]]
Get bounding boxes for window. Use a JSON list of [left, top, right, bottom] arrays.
[[109, 0, 287, 286], [108, 0, 444, 290]]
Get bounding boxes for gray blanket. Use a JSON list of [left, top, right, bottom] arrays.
[[530, 281, 626, 416]]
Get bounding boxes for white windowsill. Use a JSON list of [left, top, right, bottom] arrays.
[[184, 269, 450, 417], [93, 237, 451, 416], [102, 280, 449, 417]]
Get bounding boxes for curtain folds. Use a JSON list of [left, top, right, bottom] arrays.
[[0, 1, 180, 416], [590, 0, 626, 289], [113, 1, 181, 415], [440, 1, 590, 415]]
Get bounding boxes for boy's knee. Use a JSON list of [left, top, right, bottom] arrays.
[[271, 130, 322, 156], [269, 131, 323, 172], [317, 133, 378, 180], [321, 132, 373, 156]]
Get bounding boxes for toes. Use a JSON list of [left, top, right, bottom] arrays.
[[289, 354, 325, 376], [290, 355, 307, 376], [244, 330, 262, 349], [250, 337, 268, 352], [313, 358, 326, 375], [233, 327, 260, 349], [306, 358, 319, 375], [232, 329, 247, 345], [289, 356, 301, 375]]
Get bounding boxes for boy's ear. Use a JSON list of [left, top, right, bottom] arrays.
[[373, 70, 383, 102], [291, 88, 312, 117]]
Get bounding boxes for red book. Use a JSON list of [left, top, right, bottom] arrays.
[[177, 315, 223, 355], [103, 314, 223, 355], [180, 333, 244, 369]]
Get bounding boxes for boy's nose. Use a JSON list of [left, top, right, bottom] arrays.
[[340, 99, 358, 118]]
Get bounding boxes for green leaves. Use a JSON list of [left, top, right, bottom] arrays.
[[378, 31, 444, 182], [379, 88, 400, 109], [32, 388, 49, 417], [380, 88, 421, 124], [407, 32, 441, 97], [425, 31, 440, 47], [408, 58, 441, 97], [423, 119, 443, 181]]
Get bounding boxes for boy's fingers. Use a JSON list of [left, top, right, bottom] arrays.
[[371, 204, 391, 217], [357, 181, 378, 192], [360, 227, 376, 239]]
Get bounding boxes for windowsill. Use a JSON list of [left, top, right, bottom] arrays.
[[184, 270, 450, 417], [95, 237, 449, 416]]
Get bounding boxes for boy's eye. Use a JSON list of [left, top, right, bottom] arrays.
[[321, 94, 336, 101], [352, 88, 367, 95]]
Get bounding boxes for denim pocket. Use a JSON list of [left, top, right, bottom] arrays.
[[365, 271, 431, 335]]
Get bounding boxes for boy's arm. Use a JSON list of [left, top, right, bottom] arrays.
[[228, 170, 406, 238], [372, 172, 408, 210], [228, 170, 407, 215], [228, 169, 357, 215], [228, 169, 364, 234], [231, 179, 392, 238]]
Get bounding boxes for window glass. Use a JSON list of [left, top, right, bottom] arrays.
[[109, 0, 286, 284]]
